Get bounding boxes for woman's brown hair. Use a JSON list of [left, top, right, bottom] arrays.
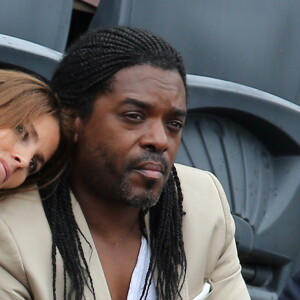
[[0, 69, 74, 200]]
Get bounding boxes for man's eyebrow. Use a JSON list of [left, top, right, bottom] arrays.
[[173, 108, 187, 118], [122, 98, 152, 109], [122, 98, 187, 117]]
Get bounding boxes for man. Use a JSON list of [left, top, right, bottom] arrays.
[[0, 27, 250, 299]]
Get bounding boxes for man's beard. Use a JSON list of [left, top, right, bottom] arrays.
[[116, 174, 161, 208], [115, 152, 170, 208], [78, 149, 170, 209]]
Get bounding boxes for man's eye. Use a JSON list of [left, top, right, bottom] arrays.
[[168, 120, 184, 130], [28, 159, 38, 175], [124, 113, 144, 120]]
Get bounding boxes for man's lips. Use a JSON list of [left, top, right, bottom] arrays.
[[0, 159, 10, 184], [133, 162, 165, 179]]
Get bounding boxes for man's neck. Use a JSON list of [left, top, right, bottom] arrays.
[[70, 160, 148, 299], [71, 179, 144, 300], [71, 181, 142, 243]]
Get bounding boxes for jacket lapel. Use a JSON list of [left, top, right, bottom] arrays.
[[71, 193, 112, 300]]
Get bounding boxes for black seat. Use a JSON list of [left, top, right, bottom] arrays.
[[0, 0, 73, 79], [178, 76, 300, 299], [90, 0, 300, 105]]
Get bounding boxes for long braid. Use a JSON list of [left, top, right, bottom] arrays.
[[45, 26, 187, 299], [41, 172, 95, 300], [141, 166, 186, 300]]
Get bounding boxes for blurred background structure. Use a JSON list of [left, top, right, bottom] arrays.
[[1, 1, 300, 299]]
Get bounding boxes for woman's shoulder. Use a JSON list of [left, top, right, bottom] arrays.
[[0, 189, 42, 216], [0, 189, 54, 299], [0, 189, 47, 236]]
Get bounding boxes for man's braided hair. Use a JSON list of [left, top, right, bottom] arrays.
[[42, 26, 187, 300]]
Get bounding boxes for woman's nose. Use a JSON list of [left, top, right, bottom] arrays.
[[11, 147, 33, 168]]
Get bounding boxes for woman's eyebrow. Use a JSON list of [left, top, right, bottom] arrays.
[[28, 123, 38, 141], [35, 154, 45, 166]]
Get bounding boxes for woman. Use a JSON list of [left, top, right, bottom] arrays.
[[0, 69, 73, 200]]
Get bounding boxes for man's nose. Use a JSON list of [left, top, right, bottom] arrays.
[[140, 121, 168, 153]]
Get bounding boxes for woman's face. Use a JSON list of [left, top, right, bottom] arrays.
[[0, 115, 60, 189]]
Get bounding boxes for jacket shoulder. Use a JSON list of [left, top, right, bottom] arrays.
[[0, 190, 53, 297], [0, 189, 45, 226], [174, 163, 228, 211]]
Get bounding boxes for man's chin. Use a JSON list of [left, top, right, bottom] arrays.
[[120, 190, 160, 209]]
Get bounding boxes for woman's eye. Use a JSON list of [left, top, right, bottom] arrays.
[[15, 124, 25, 134], [15, 124, 29, 140], [28, 159, 38, 175]]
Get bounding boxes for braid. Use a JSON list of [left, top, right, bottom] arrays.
[[141, 165, 186, 300], [41, 172, 95, 300], [172, 165, 185, 217], [46, 26, 187, 299]]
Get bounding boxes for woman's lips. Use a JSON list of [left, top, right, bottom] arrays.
[[0, 159, 9, 184]]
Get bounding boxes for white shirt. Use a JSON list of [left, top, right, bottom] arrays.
[[127, 236, 157, 300]]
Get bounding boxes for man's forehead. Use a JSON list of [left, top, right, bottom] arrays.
[[109, 65, 186, 100], [112, 65, 184, 89]]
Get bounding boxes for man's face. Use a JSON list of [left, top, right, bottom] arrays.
[[73, 64, 186, 208]]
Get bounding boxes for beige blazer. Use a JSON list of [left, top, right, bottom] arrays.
[[0, 164, 250, 300]]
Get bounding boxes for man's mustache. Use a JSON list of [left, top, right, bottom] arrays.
[[127, 152, 169, 174]]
